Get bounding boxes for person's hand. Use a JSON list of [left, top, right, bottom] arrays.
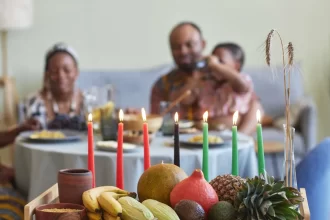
[[18, 118, 41, 132], [206, 55, 221, 70]]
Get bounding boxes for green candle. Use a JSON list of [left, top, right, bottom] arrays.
[[256, 109, 266, 176], [202, 111, 209, 181], [232, 111, 239, 176]]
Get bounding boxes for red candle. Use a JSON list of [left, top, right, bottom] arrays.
[[116, 109, 124, 189], [87, 113, 96, 187], [142, 108, 150, 170]]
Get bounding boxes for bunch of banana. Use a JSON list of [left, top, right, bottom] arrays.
[[118, 196, 154, 220], [82, 185, 136, 219]]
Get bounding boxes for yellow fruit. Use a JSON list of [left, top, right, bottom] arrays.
[[87, 211, 102, 220], [137, 163, 187, 205], [103, 212, 120, 220], [118, 196, 154, 220], [82, 186, 129, 213], [97, 192, 122, 217], [142, 199, 180, 220]]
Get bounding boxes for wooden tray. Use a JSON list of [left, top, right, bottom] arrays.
[[24, 184, 310, 220]]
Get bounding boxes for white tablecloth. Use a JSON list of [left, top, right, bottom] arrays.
[[14, 131, 258, 201]]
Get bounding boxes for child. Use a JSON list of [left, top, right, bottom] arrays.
[[199, 43, 261, 134]]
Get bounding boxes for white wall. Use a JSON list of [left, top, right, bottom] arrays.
[[2, 0, 330, 141]]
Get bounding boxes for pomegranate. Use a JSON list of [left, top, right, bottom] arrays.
[[170, 169, 218, 214]]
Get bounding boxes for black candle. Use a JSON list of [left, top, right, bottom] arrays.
[[174, 112, 180, 167]]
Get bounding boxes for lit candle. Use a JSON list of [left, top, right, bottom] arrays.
[[256, 109, 266, 177], [174, 112, 180, 167], [87, 113, 96, 187], [232, 111, 239, 176], [202, 111, 209, 181], [116, 109, 124, 189], [142, 108, 150, 170]]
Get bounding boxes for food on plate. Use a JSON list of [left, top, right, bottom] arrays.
[[30, 130, 66, 139], [96, 141, 137, 150], [188, 135, 223, 144]]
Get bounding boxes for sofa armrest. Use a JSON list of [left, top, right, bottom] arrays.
[[296, 96, 317, 153]]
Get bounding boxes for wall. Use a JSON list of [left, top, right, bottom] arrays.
[[1, 0, 330, 141]]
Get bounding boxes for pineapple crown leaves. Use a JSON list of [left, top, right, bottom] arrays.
[[235, 175, 304, 220]]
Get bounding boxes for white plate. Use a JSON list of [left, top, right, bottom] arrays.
[[96, 141, 139, 153]]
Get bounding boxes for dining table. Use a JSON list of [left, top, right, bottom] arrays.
[[14, 130, 258, 201]]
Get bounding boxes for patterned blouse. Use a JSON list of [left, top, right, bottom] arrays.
[[23, 90, 87, 131], [151, 69, 256, 120]]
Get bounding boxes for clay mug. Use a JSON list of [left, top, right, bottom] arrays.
[[58, 169, 93, 205]]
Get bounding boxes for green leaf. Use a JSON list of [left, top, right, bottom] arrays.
[[260, 200, 272, 215], [267, 206, 276, 217], [271, 182, 284, 193]]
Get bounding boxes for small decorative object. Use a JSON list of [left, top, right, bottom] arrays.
[[202, 111, 209, 181], [142, 108, 150, 170], [170, 169, 218, 214], [283, 125, 297, 188], [256, 109, 266, 176], [87, 113, 95, 187], [232, 111, 239, 176], [173, 112, 180, 167], [235, 175, 304, 220], [57, 169, 92, 205], [116, 109, 124, 189], [265, 29, 296, 187], [209, 174, 245, 205]]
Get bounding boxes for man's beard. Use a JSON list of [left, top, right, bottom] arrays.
[[177, 63, 196, 73]]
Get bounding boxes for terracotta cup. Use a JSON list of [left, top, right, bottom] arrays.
[[58, 169, 93, 205], [35, 203, 87, 220]]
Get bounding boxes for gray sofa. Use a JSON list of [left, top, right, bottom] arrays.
[[19, 63, 317, 178]]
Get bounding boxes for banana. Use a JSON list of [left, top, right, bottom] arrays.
[[142, 199, 180, 220], [87, 211, 102, 220], [118, 196, 154, 220], [103, 212, 121, 220], [82, 186, 130, 213], [97, 191, 123, 217]]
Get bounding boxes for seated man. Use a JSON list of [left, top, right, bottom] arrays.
[[150, 22, 263, 135]]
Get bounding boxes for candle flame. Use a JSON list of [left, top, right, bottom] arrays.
[[233, 111, 239, 125], [88, 113, 93, 122], [141, 108, 147, 121], [256, 109, 261, 123], [119, 109, 124, 122], [174, 112, 179, 123], [203, 111, 208, 122]]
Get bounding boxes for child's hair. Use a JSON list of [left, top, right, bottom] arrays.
[[212, 42, 245, 70]]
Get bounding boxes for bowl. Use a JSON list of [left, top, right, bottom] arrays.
[[35, 203, 87, 220], [123, 114, 163, 133], [123, 130, 155, 145]]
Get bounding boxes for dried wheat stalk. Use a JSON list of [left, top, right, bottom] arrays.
[[265, 29, 294, 187]]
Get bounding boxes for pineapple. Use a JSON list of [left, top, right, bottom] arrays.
[[209, 174, 245, 204], [235, 175, 304, 220]]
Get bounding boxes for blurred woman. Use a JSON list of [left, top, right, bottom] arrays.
[[24, 43, 86, 130]]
